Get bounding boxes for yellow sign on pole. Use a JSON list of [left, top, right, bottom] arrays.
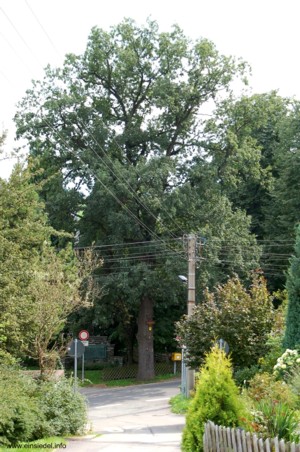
[[171, 352, 182, 361]]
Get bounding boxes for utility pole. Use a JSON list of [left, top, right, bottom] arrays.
[[187, 234, 196, 317], [186, 233, 196, 395]]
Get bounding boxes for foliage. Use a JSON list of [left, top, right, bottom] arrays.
[[36, 379, 87, 437], [233, 365, 260, 387], [176, 274, 273, 368], [288, 370, 300, 408], [0, 366, 87, 446], [284, 224, 300, 349], [0, 165, 54, 360], [14, 18, 257, 379], [169, 393, 191, 414], [0, 166, 101, 373], [0, 367, 40, 446], [255, 292, 286, 373], [247, 372, 297, 407], [203, 92, 289, 239], [182, 346, 247, 452], [273, 349, 300, 381], [256, 400, 300, 442], [257, 335, 284, 374]]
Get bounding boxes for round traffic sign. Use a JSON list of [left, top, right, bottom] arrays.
[[68, 339, 85, 358], [78, 330, 89, 341]]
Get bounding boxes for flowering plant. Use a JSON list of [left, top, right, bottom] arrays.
[[273, 349, 300, 380]]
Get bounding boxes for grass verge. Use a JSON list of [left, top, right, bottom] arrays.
[[169, 393, 191, 414], [81, 370, 180, 387]]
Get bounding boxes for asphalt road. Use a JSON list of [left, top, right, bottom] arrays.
[[65, 379, 185, 451]]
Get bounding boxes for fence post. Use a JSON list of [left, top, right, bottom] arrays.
[[203, 421, 300, 452]]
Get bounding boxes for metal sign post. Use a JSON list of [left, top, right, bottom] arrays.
[[67, 339, 86, 392], [82, 353, 84, 382], [74, 339, 78, 392], [181, 346, 187, 397]]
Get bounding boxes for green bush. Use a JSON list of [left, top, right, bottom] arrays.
[[0, 367, 40, 446], [182, 346, 247, 452], [234, 365, 260, 387], [36, 379, 87, 437], [287, 370, 300, 408], [0, 366, 87, 446], [273, 349, 300, 381], [169, 393, 191, 414], [247, 372, 297, 407], [176, 275, 273, 369], [258, 334, 284, 374]]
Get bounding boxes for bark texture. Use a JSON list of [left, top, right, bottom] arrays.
[[136, 295, 155, 380]]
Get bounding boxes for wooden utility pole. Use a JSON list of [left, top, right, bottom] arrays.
[[187, 234, 196, 317], [186, 233, 196, 394]]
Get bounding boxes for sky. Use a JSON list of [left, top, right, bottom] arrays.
[[1, 0, 300, 179]]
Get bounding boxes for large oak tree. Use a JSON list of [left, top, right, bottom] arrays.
[[15, 19, 259, 379]]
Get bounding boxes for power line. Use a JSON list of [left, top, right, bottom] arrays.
[[0, 5, 43, 67], [76, 118, 185, 239], [1, 4, 187, 248], [1, 6, 295, 283], [10, 1, 188, 238], [24, 0, 62, 58], [75, 237, 182, 250]]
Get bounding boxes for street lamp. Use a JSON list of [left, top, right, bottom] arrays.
[[178, 275, 188, 284]]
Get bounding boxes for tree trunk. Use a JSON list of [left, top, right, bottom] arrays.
[[124, 319, 136, 364], [136, 295, 155, 380]]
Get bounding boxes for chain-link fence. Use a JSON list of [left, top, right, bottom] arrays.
[[102, 362, 181, 380]]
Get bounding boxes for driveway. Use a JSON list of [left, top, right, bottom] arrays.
[[66, 379, 185, 451]]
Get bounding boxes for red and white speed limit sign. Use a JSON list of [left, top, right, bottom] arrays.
[[78, 330, 89, 341]]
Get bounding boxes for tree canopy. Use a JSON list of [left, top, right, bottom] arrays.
[[13, 18, 300, 374], [176, 274, 274, 368], [0, 165, 97, 372], [14, 18, 262, 377]]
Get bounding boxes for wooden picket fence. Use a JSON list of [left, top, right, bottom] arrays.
[[203, 421, 300, 452]]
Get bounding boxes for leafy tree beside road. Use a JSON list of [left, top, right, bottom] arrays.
[[176, 274, 274, 369], [14, 18, 259, 379], [0, 165, 98, 373]]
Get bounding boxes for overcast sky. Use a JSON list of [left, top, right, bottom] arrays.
[[1, 0, 300, 178]]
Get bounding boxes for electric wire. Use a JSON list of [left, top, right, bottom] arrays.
[[1, 4, 298, 281], [20, 0, 191, 238], [2, 2, 187, 251], [24, 0, 62, 57], [46, 124, 181, 252], [0, 5, 43, 67], [76, 117, 184, 240]]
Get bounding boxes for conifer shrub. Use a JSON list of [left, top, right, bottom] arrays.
[[182, 346, 247, 452], [284, 224, 300, 349]]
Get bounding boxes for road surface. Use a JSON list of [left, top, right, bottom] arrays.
[[66, 379, 185, 451]]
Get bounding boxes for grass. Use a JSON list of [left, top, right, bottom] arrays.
[[169, 393, 192, 414], [80, 370, 180, 387], [22, 366, 180, 387], [1, 437, 66, 451]]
